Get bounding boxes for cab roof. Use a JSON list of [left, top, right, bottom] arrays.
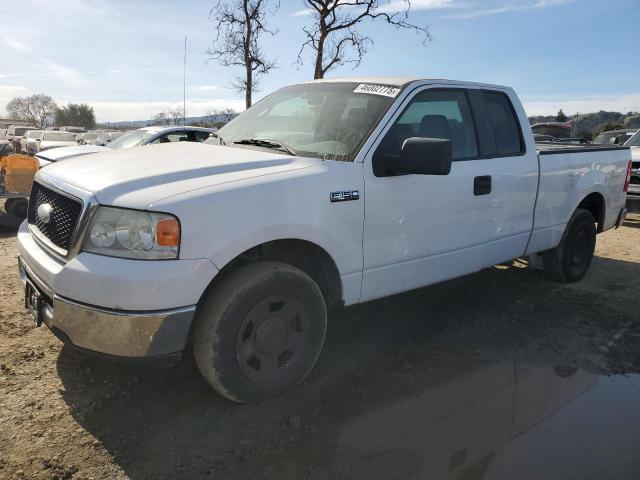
[[305, 76, 509, 91]]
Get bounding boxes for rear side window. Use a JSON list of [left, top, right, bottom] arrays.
[[483, 91, 523, 156]]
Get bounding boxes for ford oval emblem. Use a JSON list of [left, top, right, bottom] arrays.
[[37, 203, 53, 224]]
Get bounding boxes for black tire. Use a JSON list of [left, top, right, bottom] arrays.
[[4, 198, 28, 218], [542, 208, 596, 283], [193, 261, 327, 403]]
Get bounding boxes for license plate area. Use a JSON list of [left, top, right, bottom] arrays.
[[24, 278, 44, 326]]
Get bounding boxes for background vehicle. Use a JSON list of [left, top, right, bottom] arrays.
[[0, 129, 12, 156], [59, 126, 86, 134], [20, 130, 43, 155], [0, 141, 13, 158], [531, 121, 572, 139], [34, 131, 77, 152], [77, 132, 101, 145], [94, 131, 125, 146], [17, 78, 631, 403], [593, 129, 637, 145], [626, 130, 640, 198], [35, 125, 217, 164], [6, 125, 37, 152]]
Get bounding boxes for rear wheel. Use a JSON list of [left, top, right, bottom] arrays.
[[542, 208, 596, 283], [193, 261, 327, 403], [4, 198, 28, 218]]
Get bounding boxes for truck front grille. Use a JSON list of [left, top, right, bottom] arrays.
[[28, 181, 83, 253]]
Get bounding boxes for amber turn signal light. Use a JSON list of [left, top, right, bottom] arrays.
[[156, 218, 180, 247]]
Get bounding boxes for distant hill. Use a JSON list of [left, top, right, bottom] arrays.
[[97, 113, 237, 130], [528, 111, 640, 139]]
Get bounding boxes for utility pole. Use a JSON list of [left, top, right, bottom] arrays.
[[183, 36, 187, 126]]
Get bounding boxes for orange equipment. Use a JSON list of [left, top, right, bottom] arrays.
[[0, 154, 39, 195]]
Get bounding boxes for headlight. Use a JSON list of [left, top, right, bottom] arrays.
[[83, 206, 180, 259]]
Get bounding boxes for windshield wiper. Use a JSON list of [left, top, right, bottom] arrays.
[[233, 138, 296, 156]]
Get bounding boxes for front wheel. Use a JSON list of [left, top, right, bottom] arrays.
[[193, 261, 327, 403], [542, 208, 596, 283]]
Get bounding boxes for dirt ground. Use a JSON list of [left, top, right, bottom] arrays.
[[1, 200, 640, 479]]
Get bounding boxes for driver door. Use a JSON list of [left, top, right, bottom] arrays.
[[361, 87, 492, 302]]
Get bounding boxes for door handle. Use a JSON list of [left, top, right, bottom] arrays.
[[474, 175, 492, 196]]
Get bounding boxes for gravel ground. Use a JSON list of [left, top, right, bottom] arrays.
[[1, 199, 639, 479]]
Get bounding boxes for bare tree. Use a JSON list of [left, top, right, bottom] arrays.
[[149, 111, 170, 126], [202, 107, 238, 129], [207, 0, 279, 109], [168, 107, 185, 125], [6, 94, 58, 129], [298, 0, 430, 79], [218, 107, 238, 123], [201, 110, 219, 128]]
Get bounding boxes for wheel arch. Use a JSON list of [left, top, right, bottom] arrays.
[[576, 191, 606, 232], [204, 238, 344, 310]]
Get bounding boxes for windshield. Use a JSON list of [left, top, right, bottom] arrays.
[[43, 132, 75, 141], [593, 131, 635, 145], [625, 130, 640, 146], [83, 133, 99, 140], [107, 129, 154, 149], [14, 127, 32, 136], [218, 82, 400, 161]]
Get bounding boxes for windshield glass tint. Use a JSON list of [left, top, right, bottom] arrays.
[[14, 128, 31, 136], [108, 129, 154, 149], [43, 132, 74, 141], [84, 133, 99, 140], [218, 82, 399, 161]]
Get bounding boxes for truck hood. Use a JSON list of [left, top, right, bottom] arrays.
[[38, 142, 319, 208], [36, 144, 107, 161]]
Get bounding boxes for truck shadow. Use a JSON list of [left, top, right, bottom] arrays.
[[56, 255, 640, 479]]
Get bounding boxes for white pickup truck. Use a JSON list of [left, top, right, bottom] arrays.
[[17, 77, 632, 403]]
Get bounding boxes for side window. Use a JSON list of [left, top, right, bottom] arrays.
[[482, 91, 523, 156], [376, 89, 478, 163], [151, 132, 187, 144], [194, 131, 211, 142]]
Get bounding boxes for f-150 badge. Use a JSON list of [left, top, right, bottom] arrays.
[[330, 190, 360, 202]]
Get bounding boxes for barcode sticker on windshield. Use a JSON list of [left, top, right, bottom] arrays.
[[353, 84, 401, 98]]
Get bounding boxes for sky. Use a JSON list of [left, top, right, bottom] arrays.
[[1, 0, 638, 122]]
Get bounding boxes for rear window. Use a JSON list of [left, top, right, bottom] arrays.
[[483, 91, 524, 156]]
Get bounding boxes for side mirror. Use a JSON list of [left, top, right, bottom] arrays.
[[391, 137, 453, 175]]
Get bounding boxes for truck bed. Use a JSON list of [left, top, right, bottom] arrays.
[[536, 142, 630, 155], [525, 143, 631, 255]]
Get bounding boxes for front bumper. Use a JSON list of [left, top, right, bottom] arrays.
[[18, 257, 195, 359]]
